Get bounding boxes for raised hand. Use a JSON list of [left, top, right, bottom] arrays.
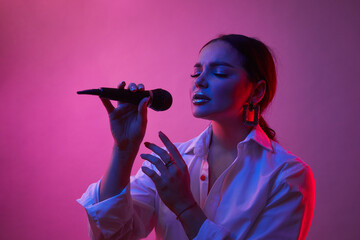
[[100, 81, 149, 151], [140, 131, 197, 216]]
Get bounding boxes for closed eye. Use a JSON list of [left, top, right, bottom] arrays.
[[190, 73, 200, 78], [214, 73, 228, 78], [191, 72, 229, 78]]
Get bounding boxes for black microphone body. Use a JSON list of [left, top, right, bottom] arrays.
[[77, 88, 172, 111]]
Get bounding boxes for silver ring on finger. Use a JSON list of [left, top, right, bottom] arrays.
[[165, 159, 176, 168]]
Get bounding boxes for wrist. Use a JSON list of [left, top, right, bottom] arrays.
[[113, 142, 139, 155], [176, 202, 197, 220], [177, 203, 207, 239], [112, 143, 139, 168]]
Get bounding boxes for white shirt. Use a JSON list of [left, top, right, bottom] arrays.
[[77, 124, 315, 240]]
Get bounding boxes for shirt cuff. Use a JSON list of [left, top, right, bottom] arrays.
[[194, 219, 230, 240], [76, 178, 133, 239]]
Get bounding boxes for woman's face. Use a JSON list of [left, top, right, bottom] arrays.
[[190, 40, 254, 122]]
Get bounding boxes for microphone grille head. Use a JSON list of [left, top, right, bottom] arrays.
[[150, 89, 173, 111]]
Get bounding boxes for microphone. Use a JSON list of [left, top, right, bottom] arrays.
[[77, 87, 173, 111]]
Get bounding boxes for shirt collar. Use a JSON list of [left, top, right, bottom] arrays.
[[184, 124, 212, 156], [184, 123, 273, 156], [243, 124, 273, 152]]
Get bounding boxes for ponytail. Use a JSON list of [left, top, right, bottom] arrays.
[[259, 116, 277, 142]]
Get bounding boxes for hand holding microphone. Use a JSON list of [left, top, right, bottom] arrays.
[[80, 82, 155, 151], [77, 82, 172, 150]]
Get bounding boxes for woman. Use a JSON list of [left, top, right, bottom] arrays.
[[77, 34, 315, 240]]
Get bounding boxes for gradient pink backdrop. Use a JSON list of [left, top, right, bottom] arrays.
[[1, 0, 359, 239]]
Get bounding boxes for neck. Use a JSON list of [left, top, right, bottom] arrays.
[[210, 119, 253, 152]]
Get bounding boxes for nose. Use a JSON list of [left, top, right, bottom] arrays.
[[194, 73, 208, 88]]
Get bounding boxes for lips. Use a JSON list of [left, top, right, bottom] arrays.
[[192, 93, 211, 101], [192, 92, 211, 105]]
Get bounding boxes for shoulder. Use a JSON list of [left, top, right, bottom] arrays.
[[270, 140, 315, 193], [271, 141, 312, 171]]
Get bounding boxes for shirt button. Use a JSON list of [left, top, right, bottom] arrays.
[[200, 175, 206, 181]]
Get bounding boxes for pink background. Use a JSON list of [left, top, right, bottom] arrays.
[[1, 0, 359, 239]]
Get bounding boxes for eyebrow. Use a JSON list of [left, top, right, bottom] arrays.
[[193, 61, 235, 68]]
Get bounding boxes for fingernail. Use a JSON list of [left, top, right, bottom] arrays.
[[159, 131, 164, 136], [130, 86, 136, 91], [144, 142, 150, 147], [119, 82, 125, 88]]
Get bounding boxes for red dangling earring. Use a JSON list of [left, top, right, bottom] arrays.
[[242, 101, 260, 126]]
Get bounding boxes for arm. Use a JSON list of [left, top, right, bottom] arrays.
[[98, 82, 148, 202], [77, 82, 154, 239], [99, 144, 138, 202]]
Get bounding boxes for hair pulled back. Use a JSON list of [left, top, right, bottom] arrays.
[[201, 34, 277, 141]]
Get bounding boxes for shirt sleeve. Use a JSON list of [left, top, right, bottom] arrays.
[[244, 160, 316, 240], [194, 219, 232, 240], [76, 160, 157, 240]]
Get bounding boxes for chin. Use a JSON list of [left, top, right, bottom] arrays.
[[192, 109, 220, 121], [192, 113, 210, 120], [192, 107, 242, 123], [192, 109, 210, 119]]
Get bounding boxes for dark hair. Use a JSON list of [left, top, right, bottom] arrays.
[[201, 34, 277, 142]]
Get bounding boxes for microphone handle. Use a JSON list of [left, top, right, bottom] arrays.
[[99, 88, 151, 105]]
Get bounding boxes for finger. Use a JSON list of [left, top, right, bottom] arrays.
[[117, 81, 127, 107], [137, 97, 149, 122], [158, 131, 186, 169], [141, 166, 165, 187], [128, 82, 137, 92], [138, 83, 145, 91], [100, 97, 115, 114], [118, 81, 126, 89], [140, 154, 167, 175], [144, 142, 173, 165], [110, 104, 136, 119]]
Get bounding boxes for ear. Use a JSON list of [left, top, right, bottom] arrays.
[[250, 80, 266, 104]]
